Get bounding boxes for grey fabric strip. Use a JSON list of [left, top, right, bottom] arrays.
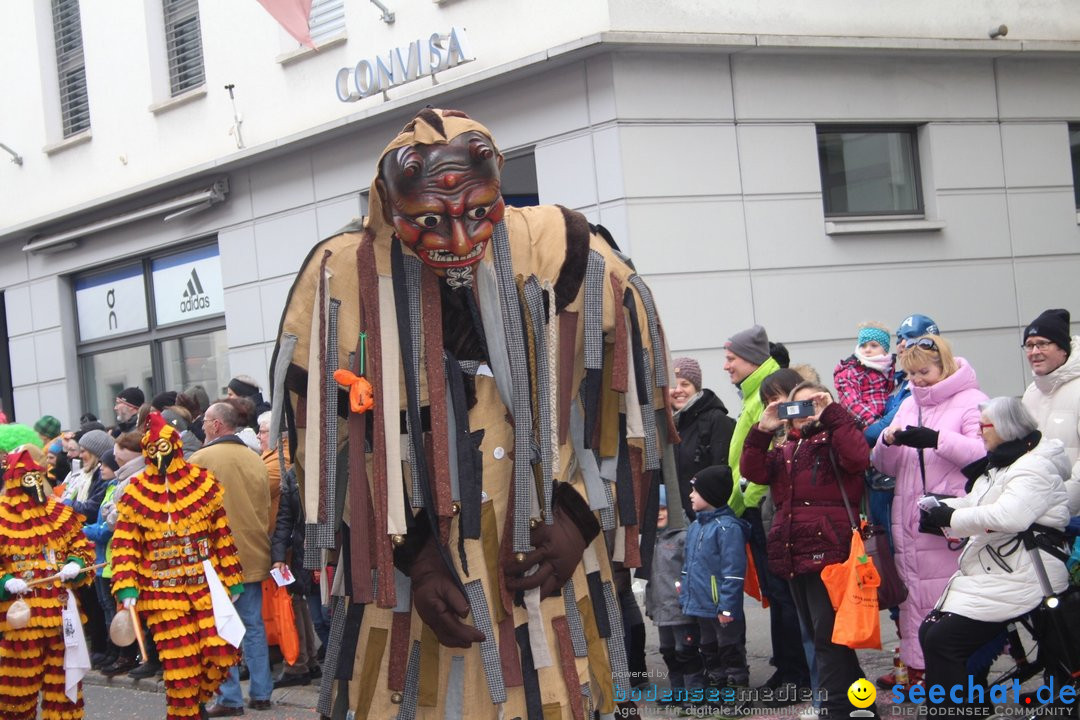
[[523, 276, 554, 524], [602, 580, 630, 692], [583, 250, 604, 370], [397, 640, 422, 720], [490, 220, 535, 554], [444, 655, 466, 720], [403, 255, 425, 508], [316, 595, 348, 716], [456, 359, 483, 376], [268, 332, 297, 452], [310, 298, 342, 549], [623, 290, 661, 472], [629, 275, 668, 390], [393, 568, 412, 614], [463, 579, 507, 703], [562, 579, 589, 658], [445, 378, 461, 503], [658, 424, 686, 531], [568, 402, 608, 512], [475, 260, 514, 411]]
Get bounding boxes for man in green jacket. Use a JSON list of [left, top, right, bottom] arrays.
[[723, 325, 810, 692]]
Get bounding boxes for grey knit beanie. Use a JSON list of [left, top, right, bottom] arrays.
[[78, 429, 113, 461], [725, 325, 771, 366]]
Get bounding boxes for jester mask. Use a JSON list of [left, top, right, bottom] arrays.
[[3, 449, 48, 504], [142, 412, 183, 474], [374, 109, 506, 284]]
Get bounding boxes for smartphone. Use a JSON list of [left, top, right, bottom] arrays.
[[778, 400, 816, 419]]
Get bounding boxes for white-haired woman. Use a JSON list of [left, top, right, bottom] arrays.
[[919, 396, 1072, 710]]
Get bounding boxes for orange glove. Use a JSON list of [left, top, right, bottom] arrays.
[[333, 369, 375, 414]]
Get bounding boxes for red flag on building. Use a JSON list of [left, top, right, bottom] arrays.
[[255, 0, 315, 49]]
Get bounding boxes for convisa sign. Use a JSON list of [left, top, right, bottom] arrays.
[[335, 27, 474, 102]]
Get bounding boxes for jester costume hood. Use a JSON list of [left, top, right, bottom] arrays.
[[0, 449, 94, 719], [274, 109, 679, 719], [109, 413, 244, 719]]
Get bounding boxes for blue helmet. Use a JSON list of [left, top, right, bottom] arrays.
[[896, 314, 940, 342]]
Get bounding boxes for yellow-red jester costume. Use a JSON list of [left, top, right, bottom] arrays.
[[0, 449, 95, 720], [110, 412, 246, 719]]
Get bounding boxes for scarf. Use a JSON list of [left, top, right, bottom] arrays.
[[855, 349, 894, 375], [961, 429, 1042, 488], [672, 390, 703, 421]]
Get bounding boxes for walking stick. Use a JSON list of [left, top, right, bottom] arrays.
[[7, 562, 107, 629]]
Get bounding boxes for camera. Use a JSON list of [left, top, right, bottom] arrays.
[[778, 400, 815, 419]]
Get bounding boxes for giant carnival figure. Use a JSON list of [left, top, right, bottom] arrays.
[[109, 413, 245, 719], [0, 443, 95, 720], [273, 108, 679, 719]]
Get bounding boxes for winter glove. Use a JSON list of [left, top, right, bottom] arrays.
[[503, 483, 601, 599], [892, 425, 939, 449], [411, 539, 485, 648], [920, 504, 955, 529], [58, 562, 82, 582], [4, 578, 28, 596], [122, 597, 136, 609]]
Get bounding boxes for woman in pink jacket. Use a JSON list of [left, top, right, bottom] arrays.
[[870, 336, 987, 688]]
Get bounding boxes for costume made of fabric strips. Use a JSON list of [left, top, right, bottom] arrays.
[[110, 414, 244, 719], [0, 450, 94, 720], [272, 110, 679, 719]]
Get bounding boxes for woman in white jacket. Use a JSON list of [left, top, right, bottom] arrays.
[[918, 396, 1071, 709]]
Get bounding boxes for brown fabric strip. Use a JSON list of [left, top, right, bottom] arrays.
[[623, 444, 646, 568], [557, 311, 579, 447], [498, 614, 524, 688], [609, 274, 628, 394], [418, 622, 441, 707], [496, 479, 517, 621], [420, 268, 453, 540], [480, 500, 507, 623], [349, 263, 374, 601], [358, 237, 395, 609], [387, 610, 412, 692], [552, 616, 585, 720], [354, 626, 387, 719], [598, 355, 619, 459], [294, 394, 307, 428], [623, 525, 641, 568], [543, 703, 563, 720], [577, 596, 615, 716]]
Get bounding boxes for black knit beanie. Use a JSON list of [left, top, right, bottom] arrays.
[[691, 466, 733, 510]]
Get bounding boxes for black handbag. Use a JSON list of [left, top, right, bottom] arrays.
[[830, 449, 908, 609]]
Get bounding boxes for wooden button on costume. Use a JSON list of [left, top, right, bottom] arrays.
[[273, 109, 680, 719], [0, 449, 95, 720], [109, 413, 245, 719]]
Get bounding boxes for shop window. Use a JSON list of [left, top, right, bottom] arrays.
[[1070, 124, 1080, 210], [163, 0, 205, 96], [75, 242, 225, 423], [817, 126, 923, 217], [51, 0, 90, 137]]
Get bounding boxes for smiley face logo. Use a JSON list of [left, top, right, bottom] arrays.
[[847, 678, 876, 708]]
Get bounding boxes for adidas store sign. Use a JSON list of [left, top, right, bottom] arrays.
[[152, 246, 223, 325]]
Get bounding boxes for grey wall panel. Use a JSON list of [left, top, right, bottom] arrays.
[[315, 196, 362, 239], [1001, 123, 1074, 188], [259, 277, 293, 343], [927, 123, 1005, 191], [620, 124, 742, 198], [996, 59, 1080, 120], [33, 329, 65, 382], [1012, 256, 1080, 324], [250, 152, 316, 219], [223, 286, 264, 349], [535, 133, 598, 209], [252, 208, 319, 281], [218, 225, 258, 287], [612, 53, 734, 121], [1006, 190, 1080, 256], [592, 125, 626, 204], [9, 335, 36, 386], [737, 123, 821, 196], [5, 286, 32, 337], [626, 198, 748, 275], [732, 55, 998, 122]]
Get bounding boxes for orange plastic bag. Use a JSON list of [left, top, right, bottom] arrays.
[[743, 543, 770, 608], [261, 579, 299, 665], [820, 530, 881, 650]]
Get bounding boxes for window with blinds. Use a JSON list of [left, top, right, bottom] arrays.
[[309, 0, 346, 46], [52, 0, 90, 137], [163, 0, 205, 96]]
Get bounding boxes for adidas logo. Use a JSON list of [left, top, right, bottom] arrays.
[[179, 268, 211, 312]]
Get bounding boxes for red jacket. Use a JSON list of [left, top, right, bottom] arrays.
[[740, 402, 869, 578], [833, 355, 894, 427]]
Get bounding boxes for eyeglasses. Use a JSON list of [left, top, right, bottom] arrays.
[[1022, 340, 1054, 353], [908, 337, 938, 351], [979, 422, 994, 431]]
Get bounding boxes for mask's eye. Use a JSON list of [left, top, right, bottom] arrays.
[[414, 214, 441, 229], [21, 472, 42, 487], [155, 439, 172, 453], [466, 206, 489, 221]]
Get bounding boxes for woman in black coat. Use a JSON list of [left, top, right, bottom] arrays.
[[671, 357, 736, 520]]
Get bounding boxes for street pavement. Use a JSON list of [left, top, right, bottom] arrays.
[[69, 599, 901, 718]]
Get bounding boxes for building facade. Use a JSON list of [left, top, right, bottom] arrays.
[[2, 0, 1080, 427]]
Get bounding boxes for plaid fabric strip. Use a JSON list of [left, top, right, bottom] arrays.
[[584, 251, 604, 370], [464, 579, 507, 704], [396, 640, 423, 720], [602, 580, 630, 691], [316, 595, 348, 716], [562, 579, 589, 658], [524, 276, 554, 524], [403, 254, 425, 508], [545, 280, 560, 479], [600, 477, 617, 531], [582, 683, 593, 718], [318, 298, 341, 526], [629, 275, 667, 391], [622, 289, 660, 471], [491, 220, 535, 554]]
